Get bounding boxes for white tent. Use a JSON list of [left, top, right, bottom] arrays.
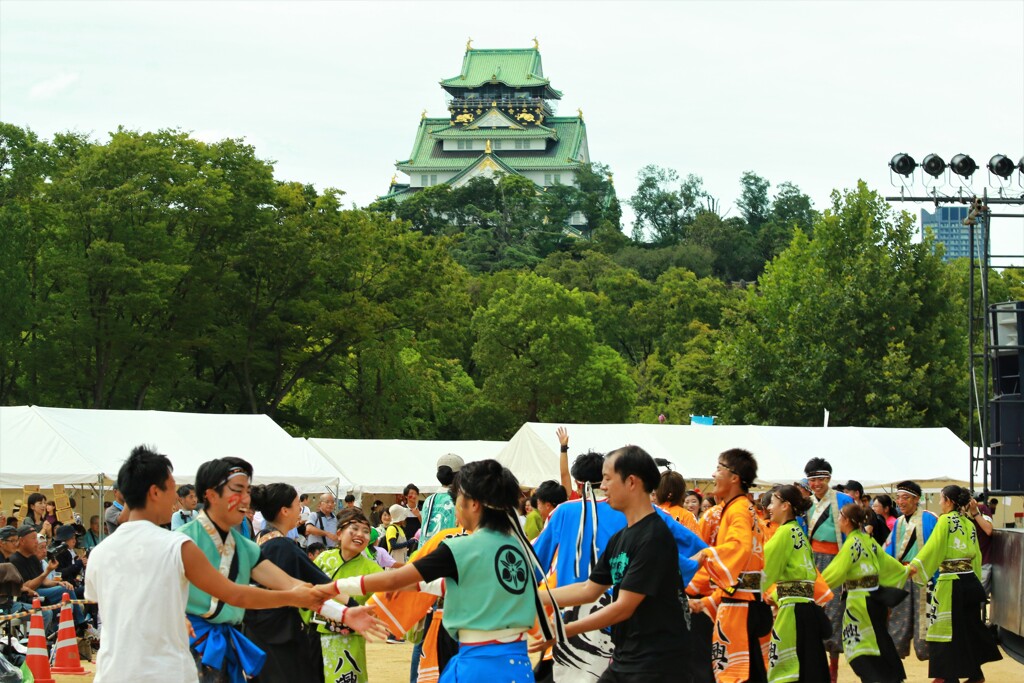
[[0, 406, 347, 493], [306, 438, 505, 495], [497, 422, 973, 487], [0, 406, 106, 487]]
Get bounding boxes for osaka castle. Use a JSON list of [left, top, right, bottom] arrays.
[[383, 40, 591, 207]]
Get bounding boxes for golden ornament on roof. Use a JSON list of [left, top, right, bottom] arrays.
[[532, 37, 539, 50], [466, 38, 473, 51], [577, 108, 584, 120], [485, 140, 492, 154], [421, 109, 427, 120], [390, 174, 397, 186]]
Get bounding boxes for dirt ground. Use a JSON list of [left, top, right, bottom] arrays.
[[53, 641, 1023, 682]]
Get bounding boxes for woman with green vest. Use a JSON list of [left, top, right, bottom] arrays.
[[906, 485, 1001, 683], [822, 504, 908, 683], [332, 459, 559, 683], [762, 485, 831, 683], [314, 508, 383, 683]]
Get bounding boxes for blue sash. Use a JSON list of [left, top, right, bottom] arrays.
[[439, 640, 534, 683], [187, 614, 266, 682]]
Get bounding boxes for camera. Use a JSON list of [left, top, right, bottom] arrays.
[[46, 542, 67, 562]]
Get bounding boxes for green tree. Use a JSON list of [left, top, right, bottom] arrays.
[[629, 166, 710, 245], [717, 182, 966, 430], [471, 272, 635, 435], [737, 171, 771, 231]]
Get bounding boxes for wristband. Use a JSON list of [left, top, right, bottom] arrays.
[[559, 445, 568, 453], [318, 600, 348, 625], [334, 576, 364, 596]]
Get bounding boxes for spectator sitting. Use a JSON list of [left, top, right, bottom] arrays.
[[8, 524, 89, 634], [25, 493, 52, 539], [83, 515, 102, 549]]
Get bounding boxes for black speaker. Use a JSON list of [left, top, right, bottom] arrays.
[[990, 393, 1024, 491]]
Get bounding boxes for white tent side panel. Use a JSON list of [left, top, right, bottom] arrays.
[[0, 406, 104, 487], [306, 438, 505, 495]]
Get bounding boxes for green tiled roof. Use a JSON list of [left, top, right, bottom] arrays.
[[431, 124, 557, 141], [440, 48, 560, 98], [397, 117, 586, 172]]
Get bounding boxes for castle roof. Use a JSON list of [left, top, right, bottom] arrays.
[[440, 48, 562, 98]]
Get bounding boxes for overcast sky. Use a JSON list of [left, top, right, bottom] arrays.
[[2, 1, 1023, 257]]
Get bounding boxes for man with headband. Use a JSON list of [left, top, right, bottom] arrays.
[[803, 457, 854, 683], [176, 456, 382, 682], [884, 479, 937, 664], [87, 447, 382, 683]]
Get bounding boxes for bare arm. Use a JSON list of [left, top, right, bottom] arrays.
[[181, 541, 327, 611], [557, 426, 572, 498], [251, 559, 307, 590], [968, 500, 994, 536], [335, 561, 426, 595], [563, 588, 644, 638], [542, 579, 607, 608]]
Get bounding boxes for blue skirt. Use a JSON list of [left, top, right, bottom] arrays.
[[439, 640, 534, 683]]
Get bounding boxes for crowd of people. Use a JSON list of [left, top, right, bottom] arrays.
[[0, 431, 1007, 683]]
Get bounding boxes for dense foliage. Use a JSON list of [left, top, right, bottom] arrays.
[[2, 123, 1009, 439]]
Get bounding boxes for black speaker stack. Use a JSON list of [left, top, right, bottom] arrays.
[[989, 301, 1024, 492]]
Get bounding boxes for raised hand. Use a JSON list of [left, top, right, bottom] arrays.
[[556, 426, 569, 448]]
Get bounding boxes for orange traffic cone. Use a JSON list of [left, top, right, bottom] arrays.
[[25, 597, 56, 683], [51, 592, 87, 675]]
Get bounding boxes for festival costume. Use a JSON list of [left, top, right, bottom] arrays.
[[314, 547, 382, 683], [659, 503, 701, 535], [686, 503, 724, 683], [762, 520, 832, 683], [806, 488, 853, 656], [822, 530, 908, 683], [908, 510, 1001, 681], [179, 512, 265, 683], [694, 495, 768, 683], [883, 506, 937, 660]]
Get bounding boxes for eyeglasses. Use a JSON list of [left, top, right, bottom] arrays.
[[716, 462, 738, 475]]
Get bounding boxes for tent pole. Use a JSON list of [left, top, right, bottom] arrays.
[[98, 474, 105, 541]]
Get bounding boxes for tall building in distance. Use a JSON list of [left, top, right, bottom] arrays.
[[382, 40, 591, 217], [922, 205, 982, 261]]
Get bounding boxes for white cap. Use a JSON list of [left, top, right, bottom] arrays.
[[388, 504, 410, 523], [436, 453, 465, 472]]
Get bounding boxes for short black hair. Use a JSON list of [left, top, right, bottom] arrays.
[[895, 480, 922, 498], [300, 493, 309, 503], [535, 480, 567, 507], [176, 484, 195, 498], [570, 451, 605, 485], [195, 457, 253, 505], [306, 541, 326, 555], [403, 484, 419, 497], [804, 457, 832, 477], [608, 445, 660, 493], [117, 445, 174, 510], [720, 448, 758, 492], [344, 494, 356, 504], [844, 480, 864, 497], [436, 466, 456, 487]]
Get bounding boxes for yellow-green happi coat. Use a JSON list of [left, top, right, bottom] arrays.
[[763, 520, 818, 682], [822, 530, 908, 663], [909, 510, 981, 643]]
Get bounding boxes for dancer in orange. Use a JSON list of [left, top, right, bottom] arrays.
[[690, 448, 768, 683]]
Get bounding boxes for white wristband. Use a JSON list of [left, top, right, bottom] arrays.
[[334, 576, 363, 596], [318, 599, 348, 624], [417, 578, 445, 596]]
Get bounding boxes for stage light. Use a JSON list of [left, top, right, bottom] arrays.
[[889, 153, 917, 177], [950, 154, 978, 178], [922, 154, 946, 178], [988, 154, 1015, 179], [1017, 157, 1024, 174]]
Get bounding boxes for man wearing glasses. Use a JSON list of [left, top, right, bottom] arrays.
[[883, 480, 937, 664], [803, 457, 854, 683], [689, 449, 768, 683]]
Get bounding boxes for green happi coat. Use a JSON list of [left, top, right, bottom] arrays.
[[763, 520, 817, 683], [314, 548, 382, 683], [822, 530, 908, 663], [908, 510, 981, 643]]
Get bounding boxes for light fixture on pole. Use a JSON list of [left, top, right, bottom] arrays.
[[922, 154, 946, 178], [987, 154, 1015, 179], [889, 153, 917, 177], [950, 154, 978, 178]]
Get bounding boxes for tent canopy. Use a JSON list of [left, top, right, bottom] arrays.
[[306, 438, 505, 495], [0, 406, 347, 493], [496, 422, 972, 488]]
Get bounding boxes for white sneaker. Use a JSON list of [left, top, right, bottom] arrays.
[[85, 624, 100, 641]]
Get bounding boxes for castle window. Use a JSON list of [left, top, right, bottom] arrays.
[[421, 175, 429, 186], [457, 140, 472, 150], [544, 174, 551, 185], [515, 140, 530, 150], [493, 140, 502, 150]]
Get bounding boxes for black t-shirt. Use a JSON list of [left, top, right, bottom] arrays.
[[589, 511, 687, 673], [9, 551, 43, 601], [404, 506, 421, 540]]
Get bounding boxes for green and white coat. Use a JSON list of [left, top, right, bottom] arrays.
[[314, 548, 383, 683], [908, 510, 981, 643], [822, 530, 908, 663], [763, 520, 817, 683]]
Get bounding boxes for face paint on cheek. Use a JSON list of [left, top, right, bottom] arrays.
[[227, 494, 242, 511]]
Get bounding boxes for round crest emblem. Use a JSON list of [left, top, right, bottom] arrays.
[[494, 544, 528, 595]]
